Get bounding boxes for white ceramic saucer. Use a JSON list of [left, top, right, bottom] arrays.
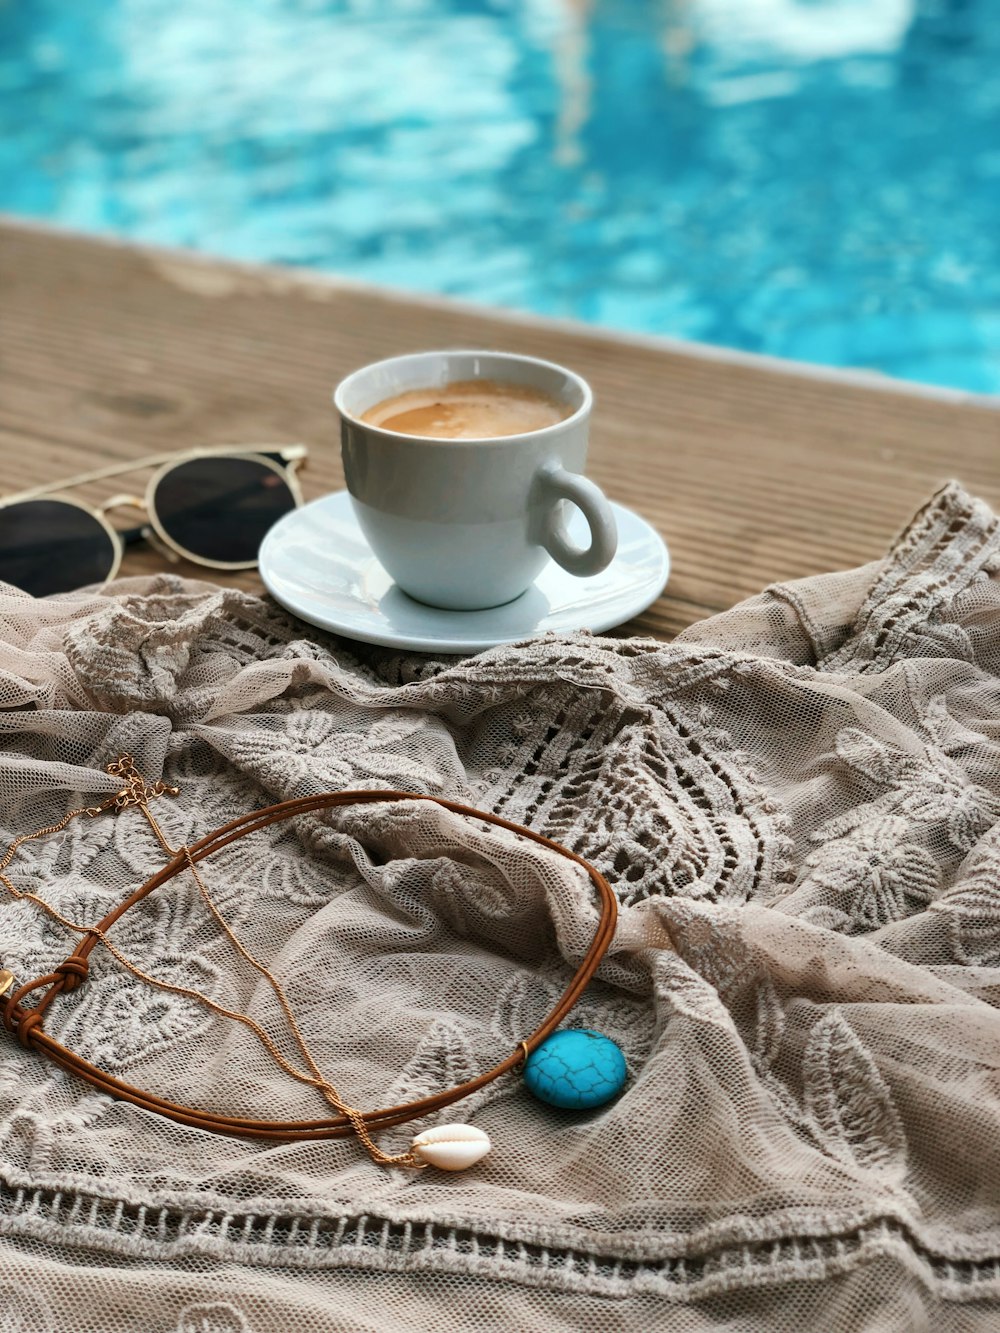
[[259, 490, 669, 654]]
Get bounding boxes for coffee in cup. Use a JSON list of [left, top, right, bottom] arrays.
[[334, 351, 617, 611], [360, 380, 573, 440]]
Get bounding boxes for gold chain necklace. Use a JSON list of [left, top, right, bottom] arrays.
[[1, 758, 428, 1166]]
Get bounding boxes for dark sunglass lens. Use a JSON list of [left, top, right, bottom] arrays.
[[0, 500, 117, 596], [153, 457, 296, 564]]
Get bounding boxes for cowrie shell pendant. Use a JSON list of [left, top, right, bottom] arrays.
[[410, 1123, 491, 1171]]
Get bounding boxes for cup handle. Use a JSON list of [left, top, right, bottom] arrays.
[[535, 464, 618, 577]]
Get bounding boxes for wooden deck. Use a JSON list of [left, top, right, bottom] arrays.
[[2, 217, 999, 641]]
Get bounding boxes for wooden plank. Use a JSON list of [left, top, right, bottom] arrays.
[[2, 218, 999, 644]]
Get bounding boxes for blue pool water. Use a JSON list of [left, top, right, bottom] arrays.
[[2, 0, 999, 393]]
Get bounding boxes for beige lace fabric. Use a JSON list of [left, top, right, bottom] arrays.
[[1, 482, 1000, 1331]]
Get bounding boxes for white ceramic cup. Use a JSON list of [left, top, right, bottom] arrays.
[[334, 350, 618, 610]]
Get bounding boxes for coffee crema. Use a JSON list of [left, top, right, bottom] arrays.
[[360, 379, 572, 440]]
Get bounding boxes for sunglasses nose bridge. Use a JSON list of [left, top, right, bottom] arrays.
[[99, 494, 148, 516]]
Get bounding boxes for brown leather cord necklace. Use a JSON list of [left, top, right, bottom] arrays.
[[0, 757, 618, 1170]]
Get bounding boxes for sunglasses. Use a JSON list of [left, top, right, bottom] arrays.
[[0, 444, 307, 598]]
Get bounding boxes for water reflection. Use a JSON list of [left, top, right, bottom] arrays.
[[692, 0, 915, 61], [549, 0, 921, 165]]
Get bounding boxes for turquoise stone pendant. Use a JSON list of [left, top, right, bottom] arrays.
[[523, 1029, 627, 1110]]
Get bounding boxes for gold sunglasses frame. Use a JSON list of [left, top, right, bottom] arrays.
[[0, 443, 308, 585]]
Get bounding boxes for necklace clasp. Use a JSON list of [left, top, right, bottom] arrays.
[[106, 755, 180, 810]]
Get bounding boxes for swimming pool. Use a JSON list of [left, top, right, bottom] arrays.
[[3, 0, 999, 394]]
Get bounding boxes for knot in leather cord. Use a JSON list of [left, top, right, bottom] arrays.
[[14, 1009, 44, 1049], [55, 957, 89, 993], [5, 975, 63, 1038]]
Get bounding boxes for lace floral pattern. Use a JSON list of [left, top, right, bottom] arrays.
[[1, 482, 1000, 1330], [798, 815, 940, 932]]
